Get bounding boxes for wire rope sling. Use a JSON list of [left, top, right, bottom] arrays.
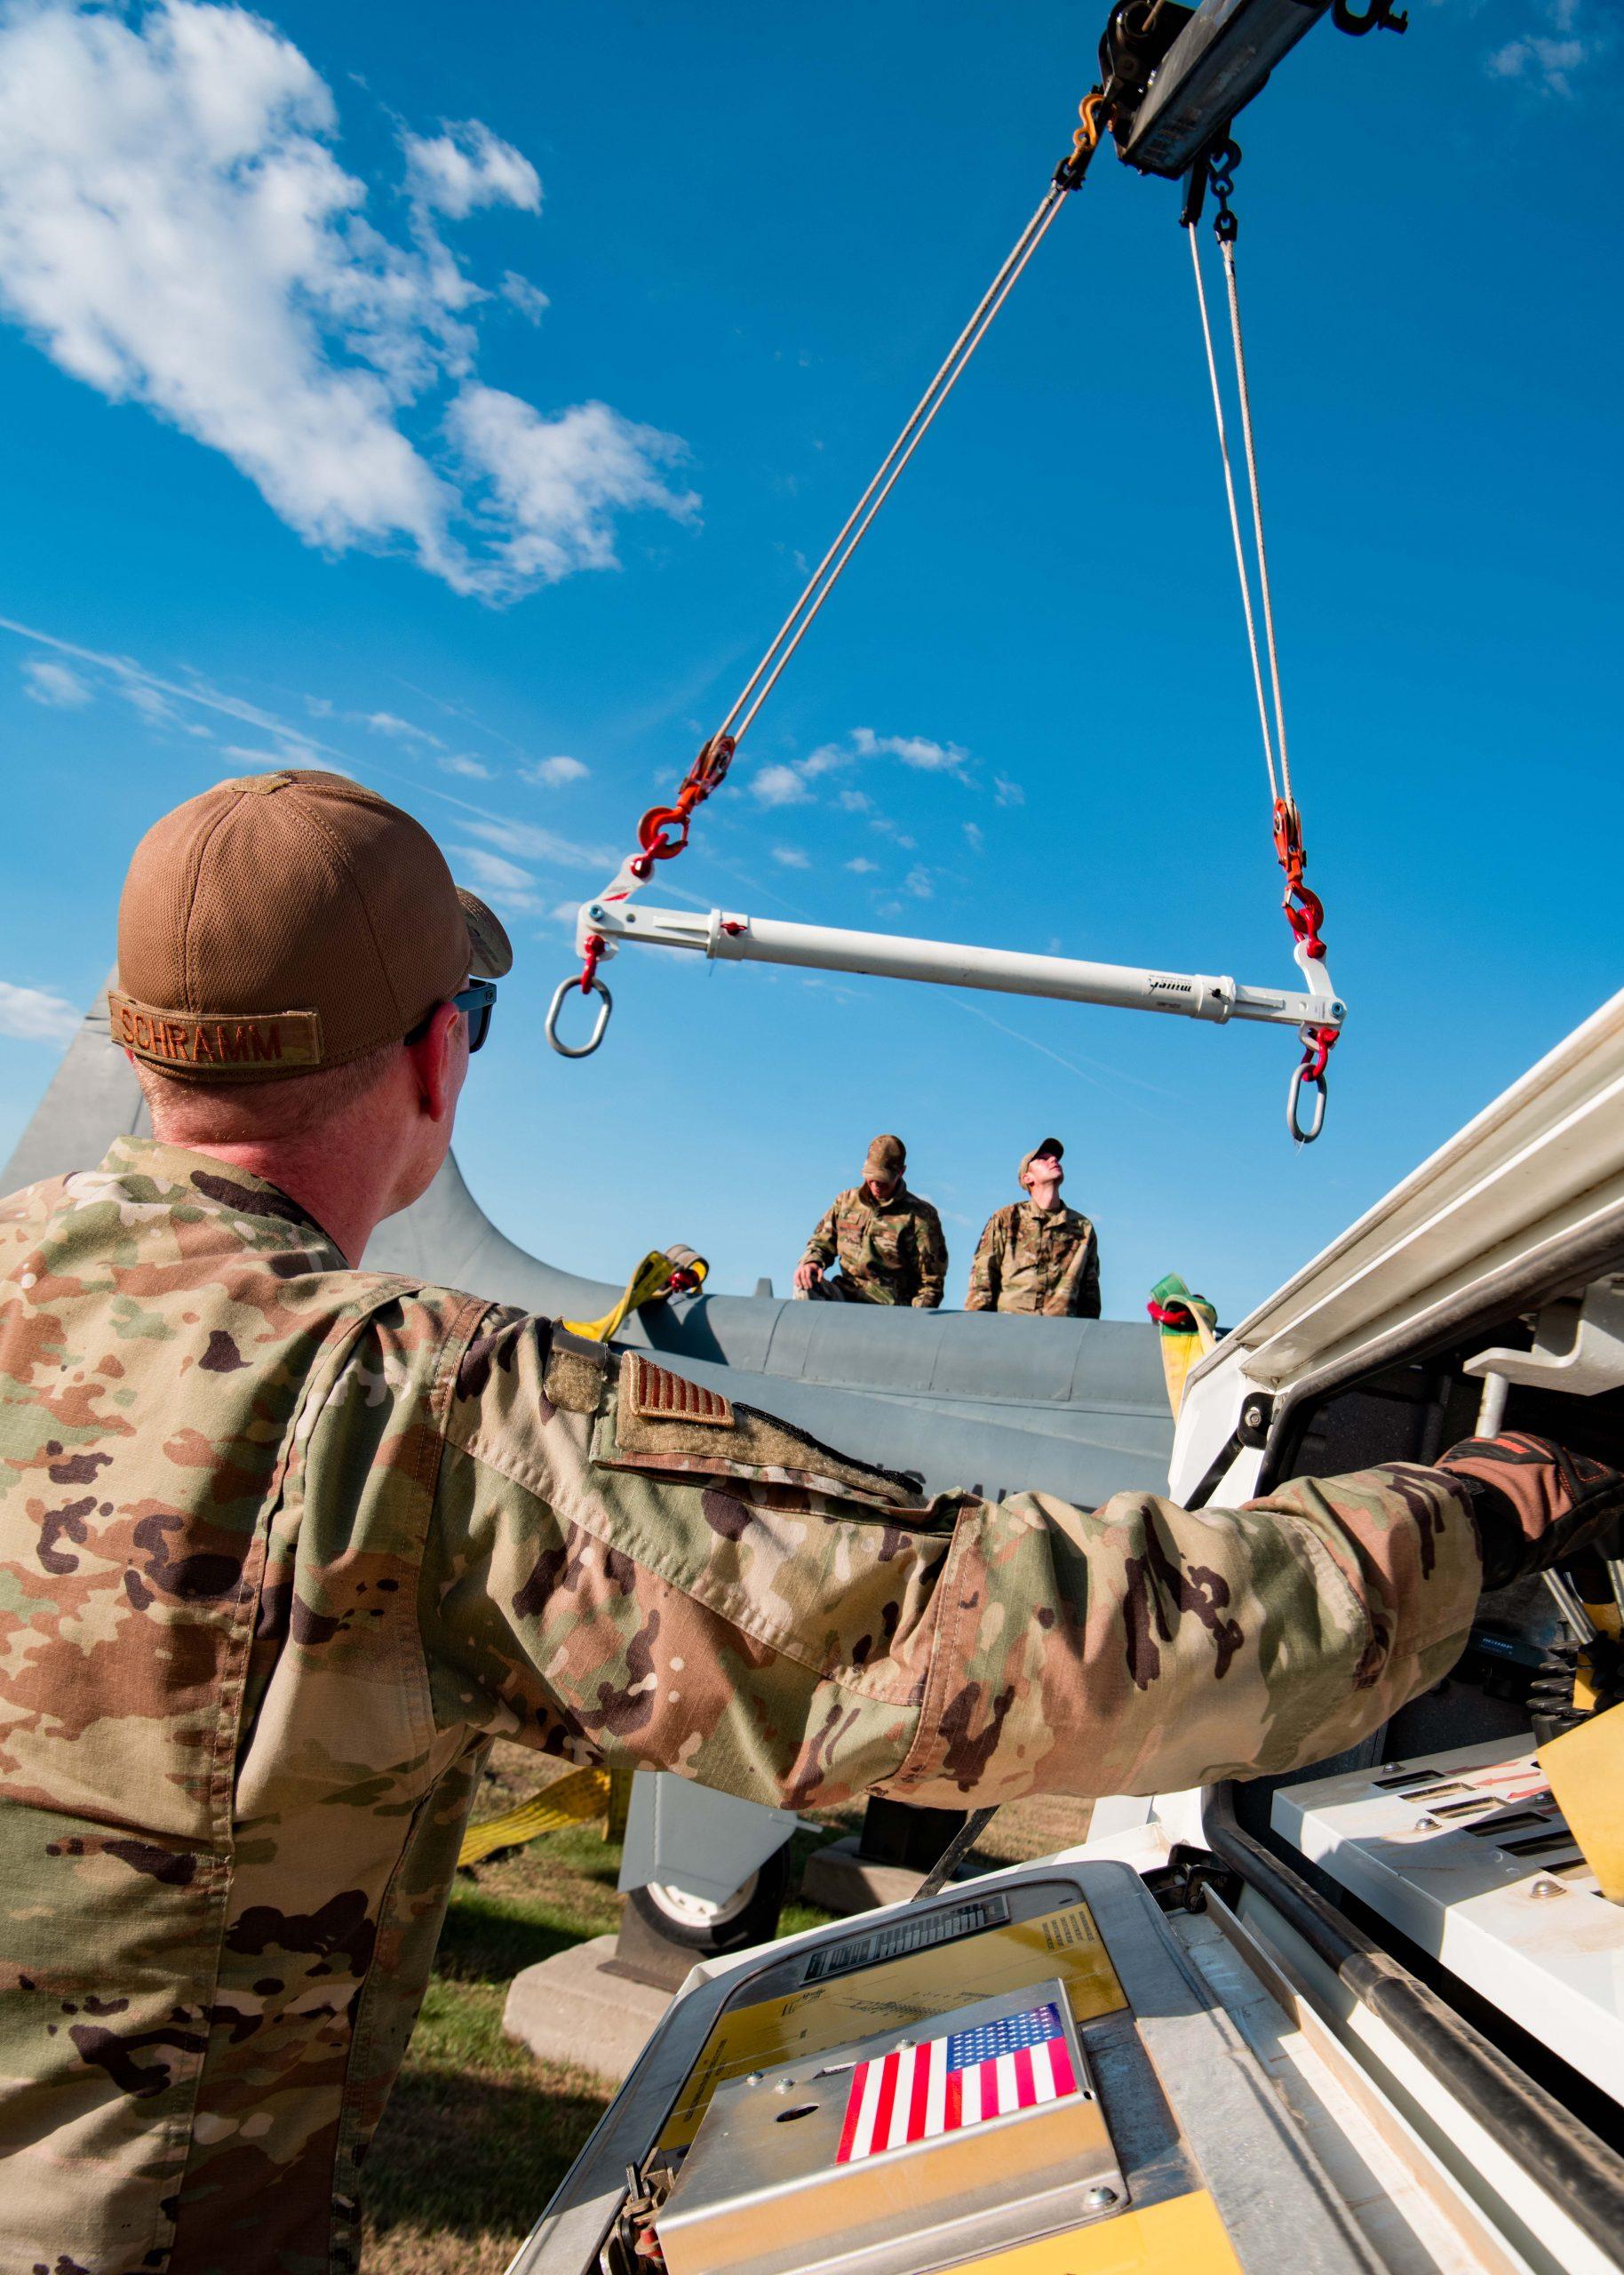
[[545, 0, 1407, 1141]]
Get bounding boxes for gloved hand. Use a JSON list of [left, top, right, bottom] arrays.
[[1436, 1432, 1624, 1589]]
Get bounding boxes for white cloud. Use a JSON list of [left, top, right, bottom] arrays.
[[460, 815, 617, 870], [122, 681, 179, 725], [0, 978, 81, 1043], [751, 761, 813, 807], [501, 270, 549, 323], [0, 3, 696, 599], [993, 775, 1024, 808], [550, 898, 584, 927], [845, 855, 878, 874], [771, 845, 809, 868], [904, 865, 933, 898], [21, 656, 90, 706], [7, 611, 355, 762], [439, 753, 492, 779], [760, 728, 974, 809], [1486, 33, 1586, 90], [963, 820, 984, 852], [852, 726, 970, 777], [449, 840, 542, 914], [523, 753, 588, 788], [365, 710, 443, 746], [449, 386, 697, 587], [403, 120, 540, 220], [1486, 1, 1595, 92]]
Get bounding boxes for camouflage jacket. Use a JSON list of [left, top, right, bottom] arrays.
[[965, 1201, 1101, 1317], [1, 1139, 1485, 2273], [798, 1182, 948, 1307]]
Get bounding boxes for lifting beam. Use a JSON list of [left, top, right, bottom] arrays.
[[547, 898, 1343, 1064]]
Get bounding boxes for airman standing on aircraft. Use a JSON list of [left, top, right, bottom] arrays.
[[966, 1137, 1100, 1317], [792, 1132, 948, 1307], [4, 771, 1621, 2275]]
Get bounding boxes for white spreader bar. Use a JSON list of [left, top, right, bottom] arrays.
[[545, 898, 1343, 1061]]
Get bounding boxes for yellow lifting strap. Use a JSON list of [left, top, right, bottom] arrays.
[[1148, 1273, 1218, 1419], [457, 1763, 613, 1870], [562, 1242, 709, 1344]]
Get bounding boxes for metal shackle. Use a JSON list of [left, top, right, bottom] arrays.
[[545, 974, 613, 1058]]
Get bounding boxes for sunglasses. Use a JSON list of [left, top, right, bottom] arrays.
[[408, 980, 498, 1053], [450, 979, 498, 1053]]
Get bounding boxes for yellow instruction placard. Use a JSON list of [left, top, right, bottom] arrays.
[[659, 1899, 1126, 2151], [943, 2191, 1242, 2275]]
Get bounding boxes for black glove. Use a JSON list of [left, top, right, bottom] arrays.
[[1436, 1432, 1624, 1590]]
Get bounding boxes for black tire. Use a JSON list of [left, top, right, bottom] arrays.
[[626, 1839, 792, 1958]]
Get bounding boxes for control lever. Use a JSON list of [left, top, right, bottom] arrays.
[[911, 1806, 999, 1903]]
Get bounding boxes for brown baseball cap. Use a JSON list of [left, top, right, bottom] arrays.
[[1018, 1137, 1064, 1185], [864, 1133, 906, 1178], [111, 770, 513, 1081]]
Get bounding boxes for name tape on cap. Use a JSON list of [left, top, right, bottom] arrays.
[[109, 990, 323, 1073]]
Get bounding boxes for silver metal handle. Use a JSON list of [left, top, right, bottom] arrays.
[[545, 975, 613, 1058], [1544, 1569, 1597, 1646]]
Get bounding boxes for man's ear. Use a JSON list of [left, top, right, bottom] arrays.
[[403, 1002, 462, 1122]]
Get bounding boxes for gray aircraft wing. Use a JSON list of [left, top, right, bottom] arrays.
[[2, 990, 1174, 1503]]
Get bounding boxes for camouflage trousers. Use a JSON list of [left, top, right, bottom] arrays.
[[795, 1273, 878, 1303]]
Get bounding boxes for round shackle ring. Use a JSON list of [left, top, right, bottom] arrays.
[[545, 974, 613, 1059], [1286, 1060, 1328, 1144]]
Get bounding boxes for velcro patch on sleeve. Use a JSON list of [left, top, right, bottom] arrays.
[[624, 1352, 735, 1428], [599, 1362, 928, 1513], [542, 1325, 611, 1413]]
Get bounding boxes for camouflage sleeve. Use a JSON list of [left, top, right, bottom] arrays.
[[912, 1203, 947, 1310], [1046, 1219, 1101, 1319], [964, 1215, 1001, 1311], [800, 1198, 840, 1271], [421, 1317, 1484, 1808]]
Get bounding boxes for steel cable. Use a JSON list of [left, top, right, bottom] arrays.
[[720, 184, 1071, 747], [1187, 223, 1279, 808], [1221, 235, 1293, 810]]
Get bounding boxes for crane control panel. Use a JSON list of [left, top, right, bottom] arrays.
[[512, 1860, 1505, 2275], [1273, 1736, 1624, 2107]]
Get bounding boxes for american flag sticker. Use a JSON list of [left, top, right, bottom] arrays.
[[834, 2001, 1079, 2164]]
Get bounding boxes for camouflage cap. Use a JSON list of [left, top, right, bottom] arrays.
[[864, 1133, 906, 1178], [1018, 1137, 1064, 1185], [111, 770, 513, 1081]]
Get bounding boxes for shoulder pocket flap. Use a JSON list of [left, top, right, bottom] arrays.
[[594, 1355, 927, 1514]]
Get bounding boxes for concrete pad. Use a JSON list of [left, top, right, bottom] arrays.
[[503, 1934, 673, 2082], [800, 1834, 973, 1916]]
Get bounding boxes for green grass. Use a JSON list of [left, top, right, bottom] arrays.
[[359, 1762, 846, 2273], [362, 1781, 628, 2273]]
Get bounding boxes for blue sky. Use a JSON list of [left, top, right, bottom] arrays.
[[0, 0, 1616, 1320]]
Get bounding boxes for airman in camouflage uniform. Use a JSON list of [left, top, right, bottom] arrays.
[[792, 1133, 947, 1308], [4, 771, 1618, 2275], [966, 1138, 1100, 1317]]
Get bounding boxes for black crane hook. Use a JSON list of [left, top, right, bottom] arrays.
[[1332, 0, 1408, 35]]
